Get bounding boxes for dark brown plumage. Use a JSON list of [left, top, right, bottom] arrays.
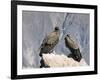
[[39, 27, 60, 57], [64, 34, 82, 62]]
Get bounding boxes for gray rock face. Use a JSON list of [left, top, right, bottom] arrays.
[[22, 11, 89, 68]]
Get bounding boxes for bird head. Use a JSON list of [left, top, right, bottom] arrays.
[[54, 27, 59, 31]]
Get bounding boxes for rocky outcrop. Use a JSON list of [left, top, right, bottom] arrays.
[[40, 53, 87, 68]]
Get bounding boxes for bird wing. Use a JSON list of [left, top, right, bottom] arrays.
[[40, 35, 48, 48], [40, 31, 59, 50], [46, 32, 59, 45]]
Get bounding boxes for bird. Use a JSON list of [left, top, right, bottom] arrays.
[[39, 27, 60, 57], [64, 34, 82, 62]]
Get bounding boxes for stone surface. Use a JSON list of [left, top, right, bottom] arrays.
[[42, 53, 87, 67]]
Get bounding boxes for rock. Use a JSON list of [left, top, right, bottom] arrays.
[[41, 53, 87, 67]]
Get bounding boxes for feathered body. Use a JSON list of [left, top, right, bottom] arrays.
[[39, 27, 60, 57], [64, 34, 82, 62]]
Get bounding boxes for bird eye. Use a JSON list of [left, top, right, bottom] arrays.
[[67, 34, 70, 37]]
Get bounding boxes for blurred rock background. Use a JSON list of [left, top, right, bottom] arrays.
[[22, 11, 89, 68]]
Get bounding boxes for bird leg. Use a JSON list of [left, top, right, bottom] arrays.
[[49, 50, 56, 54], [52, 50, 56, 54], [49, 50, 53, 54]]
